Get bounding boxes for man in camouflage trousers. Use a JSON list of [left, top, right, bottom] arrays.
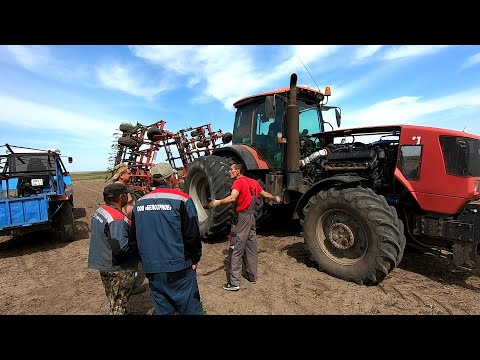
[[88, 183, 139, 315], [111, 162, 147, 295]]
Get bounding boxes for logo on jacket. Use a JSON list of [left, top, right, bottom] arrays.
[[136, 204, 172, 211]]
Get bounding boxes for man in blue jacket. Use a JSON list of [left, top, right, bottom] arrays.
[[130, 163, 203, 315], [88, 183, 139, 315]]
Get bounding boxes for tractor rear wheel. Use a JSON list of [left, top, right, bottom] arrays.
[[52, 201, 75, 242], [183, 155, 234, 241], [301, 187, 405, 285]]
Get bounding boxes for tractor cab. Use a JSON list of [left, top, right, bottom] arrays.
[[231, 85, 341, 169]]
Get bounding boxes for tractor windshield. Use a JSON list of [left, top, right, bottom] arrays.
[[2, 154, 56, 176], [232, 95, 323, 169]]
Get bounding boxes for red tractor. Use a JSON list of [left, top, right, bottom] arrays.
[[182, 73, 480, 285]]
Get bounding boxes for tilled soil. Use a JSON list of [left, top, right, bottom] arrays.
[[1, 179, 480, 315]]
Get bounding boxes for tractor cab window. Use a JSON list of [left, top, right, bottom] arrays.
[[251, 103, 282, 168], [232, 105, 254, 145], [299, 100, 323, 136], [7, 154, 55, 176], [440, 136, 480, 177], [399, 145, 422, 181]]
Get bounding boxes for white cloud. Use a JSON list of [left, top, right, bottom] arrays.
[[268, 45, 342, 82], [382, 45, 450, 60], [2, 45, 92, 85], [353, 45, 384, 62], [0, 95, 118, 139], [461, 52, 480, 69], [345, 86, 480, 129], [95, 62, 170, 99], [5, 45, 52, 71], [130, 45, 204, 74], [129, 45, 345, 110]]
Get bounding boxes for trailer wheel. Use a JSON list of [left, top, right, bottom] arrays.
[[119, 123, 135, 133], [147, 127, 164, 141], [118, 136, 140, 148], [301, 187, 404, 285], [52, 201, 75, 242], [183, 155, 234, 241]]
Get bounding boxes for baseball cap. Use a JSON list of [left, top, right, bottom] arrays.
[[151, 163, 177, 179], [103, 183, 128, 199], [110, 163, 130, 181]]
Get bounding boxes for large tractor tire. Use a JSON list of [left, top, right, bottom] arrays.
[[301, 187, 405, 285], [52, 201, 75, 242], [183, 155, 234, 241]]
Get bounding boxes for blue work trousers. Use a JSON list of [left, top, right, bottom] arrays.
[[146, 266, 203, 315]]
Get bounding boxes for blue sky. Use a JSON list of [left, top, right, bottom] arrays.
[[1, 45, 480, 172]]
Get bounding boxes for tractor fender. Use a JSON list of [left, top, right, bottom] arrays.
[[294, 175, 366, 219], [393, 168, 419, 203], [212, 145, 269, 170]]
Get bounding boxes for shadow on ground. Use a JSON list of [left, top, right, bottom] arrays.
[[0, 220, 89, 258], [0, 230, 72, 258], [398, 246, 480, 291], [74, 220, 90, 240], [281, 242, 318, 269], [73, 207, 87, 219]]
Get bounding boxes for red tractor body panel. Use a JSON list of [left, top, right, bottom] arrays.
[[397, 125, 480, 215]]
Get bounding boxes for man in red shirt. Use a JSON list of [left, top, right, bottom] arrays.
[[204, 162, 280, 291]]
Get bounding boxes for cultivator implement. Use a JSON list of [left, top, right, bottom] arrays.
[[113, 120, 232, 193]]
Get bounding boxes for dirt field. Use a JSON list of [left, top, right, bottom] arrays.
[[1, 178, 480, 315]]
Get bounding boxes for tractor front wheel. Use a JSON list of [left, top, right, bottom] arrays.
[[301, 187, 405, 285]]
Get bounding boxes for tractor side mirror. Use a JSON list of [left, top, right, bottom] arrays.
[[335, 108, 341, 128], [265, 96, 275, 119], [68, 157, 73, 163]]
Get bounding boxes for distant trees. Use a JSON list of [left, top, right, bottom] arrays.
[[106, 130, 123, 178]]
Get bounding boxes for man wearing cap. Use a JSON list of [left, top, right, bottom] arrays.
[[87, 183, 139, 315], [111, 163, 146, 295], [111, 163, 136, 219], [130, 163, 203, 315]]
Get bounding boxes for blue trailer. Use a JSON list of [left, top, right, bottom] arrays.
[[0, 144, 75, 241]]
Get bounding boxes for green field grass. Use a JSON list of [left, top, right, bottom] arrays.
[[70, 171, 110, 181]]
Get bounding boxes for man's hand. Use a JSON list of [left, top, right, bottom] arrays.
[[274, 196, 281, 203], [204, 197, 221, 209]]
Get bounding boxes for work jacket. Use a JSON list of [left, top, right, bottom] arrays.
[[130, 185, 202, 273], [88, 204, 138, 272]]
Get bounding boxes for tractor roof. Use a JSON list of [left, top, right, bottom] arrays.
[[233, 85, 323, 108]]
